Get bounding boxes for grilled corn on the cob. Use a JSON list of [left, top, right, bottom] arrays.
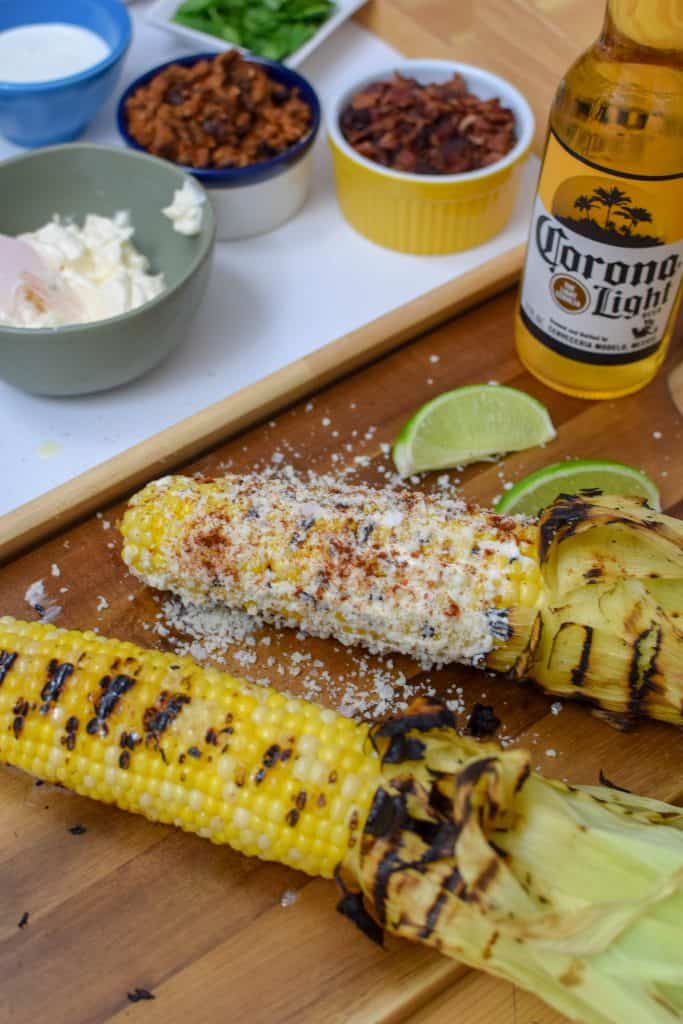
[[0, 616, 378, 877], [1, 617, 681, 1024], [121, 474, 683, 725]]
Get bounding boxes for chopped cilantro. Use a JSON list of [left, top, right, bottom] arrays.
[[173, 0, 336, 61]]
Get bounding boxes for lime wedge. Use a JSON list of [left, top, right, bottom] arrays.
[[392, 385, 556, 477], [495, 459, 661, 516]]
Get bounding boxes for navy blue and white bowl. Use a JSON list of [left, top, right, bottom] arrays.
[[0, 0, 132, 147], [118, 53, 321, 241]]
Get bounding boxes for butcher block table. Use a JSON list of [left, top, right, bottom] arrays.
[[1, 3, 682, 1024], [1, 287, 682, 1024]]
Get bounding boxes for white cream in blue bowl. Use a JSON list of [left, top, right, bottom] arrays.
[[0, 0, 132, 146]]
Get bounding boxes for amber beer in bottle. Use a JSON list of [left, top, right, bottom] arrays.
[[515, 0, 683, 398]]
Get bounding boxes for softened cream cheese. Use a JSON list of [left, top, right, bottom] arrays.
[[0, 213, 165, 329], [162, 180, 206, 237]]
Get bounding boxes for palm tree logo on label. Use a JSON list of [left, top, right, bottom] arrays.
[[552, 178, 664, 248]]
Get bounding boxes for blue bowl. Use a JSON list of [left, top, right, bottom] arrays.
[[117, 52, 321, 188], [0, 0, 132, 147]]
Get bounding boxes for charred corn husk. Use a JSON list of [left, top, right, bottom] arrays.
[[347, 701, 683, 1024], [1, 618, 681, 1024], [121, 474, 683, 725]]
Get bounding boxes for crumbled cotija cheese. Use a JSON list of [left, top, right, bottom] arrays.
[[125, 472, 539, 669]]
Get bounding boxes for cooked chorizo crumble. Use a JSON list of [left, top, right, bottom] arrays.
[[125, 50, 312, 170], [340, 72, 516, 175]]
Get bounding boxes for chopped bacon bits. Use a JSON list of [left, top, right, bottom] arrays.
[[340, 73, 516, 175], [125, 50, 312, 170]]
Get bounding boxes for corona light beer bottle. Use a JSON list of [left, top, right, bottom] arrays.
[[515, 0, 683, 398]]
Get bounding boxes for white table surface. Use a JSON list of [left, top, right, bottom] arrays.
[[0, 2, 537, 516]]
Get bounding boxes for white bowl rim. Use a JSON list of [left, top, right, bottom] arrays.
[[327, 58, 535, 184]]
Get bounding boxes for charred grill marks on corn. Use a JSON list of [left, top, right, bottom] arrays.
[[39, 660, 74, 713], [0, 649, 18, 685], [0, 617, 379, 878]]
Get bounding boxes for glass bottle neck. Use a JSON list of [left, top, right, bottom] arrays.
[[602, 1, 683, 55]]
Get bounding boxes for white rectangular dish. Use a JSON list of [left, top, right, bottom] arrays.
[[146, 0, 367, 67]]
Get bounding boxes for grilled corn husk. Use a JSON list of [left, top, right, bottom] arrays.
[[1, 618, 681, 1024], [347, 698, 683, 1024], [121, 475, 683, 725]]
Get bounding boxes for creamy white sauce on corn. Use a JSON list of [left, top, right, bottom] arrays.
[[122, 474, 540, 667]]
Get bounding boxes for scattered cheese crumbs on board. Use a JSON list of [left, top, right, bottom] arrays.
[[279, 890, 298, 908], [429, 354, 440, 363], [550, 702, 563, 715], [159, 598, 259, 654], [545, 748, 557, 758], [96, 596, 109, 612], [51, 564, 61, 577], [652, 431, 662, 440], [24, 579, 62, 623], [25, 579, 45, 607]]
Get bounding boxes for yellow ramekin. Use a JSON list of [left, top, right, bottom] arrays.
[[328, 60, 535, 255]]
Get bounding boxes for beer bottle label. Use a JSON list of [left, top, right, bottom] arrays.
[[519, 130, 683, 365]]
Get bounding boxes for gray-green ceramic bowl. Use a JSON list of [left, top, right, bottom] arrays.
[[0, 144, 216, 395]]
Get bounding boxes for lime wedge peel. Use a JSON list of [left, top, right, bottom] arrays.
[[392, 385, 556, 478], [494, 459, 661, 517]]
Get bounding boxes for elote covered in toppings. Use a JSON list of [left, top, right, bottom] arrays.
[[121, 473, 542, 669], [121, 474, 683, 726], [1, 618, 682, 1024]]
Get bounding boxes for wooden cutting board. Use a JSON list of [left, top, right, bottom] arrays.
[[1, 287, 682, 1024]]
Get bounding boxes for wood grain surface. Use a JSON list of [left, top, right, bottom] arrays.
[[1, 288, 681, 1024], [359, 0, 605, 153]]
